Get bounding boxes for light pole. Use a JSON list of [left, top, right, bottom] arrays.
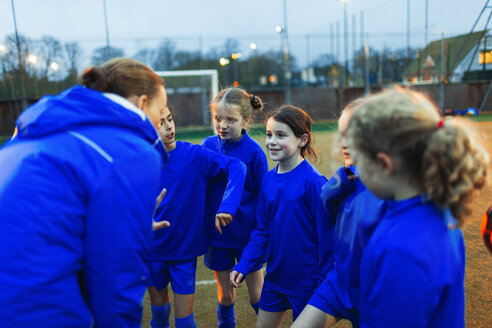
[[11, 0, 27, 105], [27, 54, 39, 97], [249, 42, 257, 87], [219, 57, 230, 85], [342, 0, 349, 87], [102, 0, 111, 58], [231, 52, 241, 86], [277, 0, 292, 104]]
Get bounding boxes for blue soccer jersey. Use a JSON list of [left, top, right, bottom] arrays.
[[235, 160, 334, 297]]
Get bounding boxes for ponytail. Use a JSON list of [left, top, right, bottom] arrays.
[[422, 118, 489, 225]]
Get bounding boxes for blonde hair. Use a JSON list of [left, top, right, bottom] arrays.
[[346, 87, 489, 225], [210, 87, 263, 122]]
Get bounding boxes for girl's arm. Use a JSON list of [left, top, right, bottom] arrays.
[[311, 175, 336, 279], [194, 145, 247, 223], [231, 186, 269, 285]]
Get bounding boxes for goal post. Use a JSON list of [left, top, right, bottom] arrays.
[[154, 69, 219, 127]]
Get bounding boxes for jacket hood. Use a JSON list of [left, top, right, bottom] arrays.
[[15, 85, 168, 160]]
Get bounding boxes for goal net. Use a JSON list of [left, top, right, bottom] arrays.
[[155, 69, 218, 127]]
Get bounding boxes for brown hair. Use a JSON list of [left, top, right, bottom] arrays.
[[79, 57, 164, 102], [268, 105, 318, 162], [210, 87, 263, 122], [346, 87, 489, 225]]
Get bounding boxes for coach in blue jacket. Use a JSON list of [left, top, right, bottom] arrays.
[[0, 58, 168, 328]]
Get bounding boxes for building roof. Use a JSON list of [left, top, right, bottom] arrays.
[[405, 30, 487, 77]]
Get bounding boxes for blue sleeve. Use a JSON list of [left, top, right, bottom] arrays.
[[359, 248, 435, 328], [321, 166, 356, 224], [233, 185, 268, 277], [193, 145, 246, 216], [311, 175, 334, 279], [84, 157, 160, 328], [251, 148, 268, 192]]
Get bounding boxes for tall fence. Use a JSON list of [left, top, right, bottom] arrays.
[[1, 81, 491, 136]]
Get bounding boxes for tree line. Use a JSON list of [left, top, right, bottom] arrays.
[[0, 33, 417, 100]]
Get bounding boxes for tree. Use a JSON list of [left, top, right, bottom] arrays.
[[153, 40, 176, 71], [2, 33, 33, 76], [36, 36, 63, 80], [64, 42, 82, 83], [133, 48, 156, 68], [91, 46, 124, 65]]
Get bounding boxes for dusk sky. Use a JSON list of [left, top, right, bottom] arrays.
[[0, 0, 487, 68]]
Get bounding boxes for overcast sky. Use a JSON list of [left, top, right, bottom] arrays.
[[0, 0, 488, 68]]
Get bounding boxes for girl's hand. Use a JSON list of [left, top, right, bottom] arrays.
[[215, 212, 233, 234], [153, 188, 170, 231], [230, 270, 244, 288]]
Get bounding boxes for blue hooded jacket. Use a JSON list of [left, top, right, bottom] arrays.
[[0, 86, 167, 328]]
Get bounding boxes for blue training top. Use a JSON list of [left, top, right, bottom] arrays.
[[311, 166, 386, 325], [150, 141, 246, 261], [0, 86, 167, 328], [234, 160, 334, 297], [359, 195, 465, 328], [201, 130, 268, 249]]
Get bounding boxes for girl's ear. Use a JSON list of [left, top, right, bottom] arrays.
[[299, 133, 308, 148], [376, 152, 395, 175], [134, 94, 148, 110]]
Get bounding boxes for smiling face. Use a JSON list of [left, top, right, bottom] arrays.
[[265, 117, 306, 172], [338, 109, 354, 166], [158, 106, 176, 151], [213, 101, 246, 141]]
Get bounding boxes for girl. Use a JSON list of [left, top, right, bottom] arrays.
[[230, 105, 334, 327], [345, 87, 488, 327], [292, 100, 387, 328], [201, 88, 268, 327], [148, 106, 246, 328], [0, 58, 169, 327]]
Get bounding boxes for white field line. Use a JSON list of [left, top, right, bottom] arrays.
[[196, 279, 217, 285]]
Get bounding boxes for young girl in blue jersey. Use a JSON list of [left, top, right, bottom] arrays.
[[292, 100, 387, 328], [230, 105, 333, 327], [148, 105, 247, 328], [201, 88, 268, 327], [345, 87, 488, 327]]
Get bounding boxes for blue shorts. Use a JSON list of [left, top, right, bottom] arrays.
[[148, 258, 197, 295], [204, 246, 264, 272], [259, 285, 311, 321], [308, 276, 358, 324]]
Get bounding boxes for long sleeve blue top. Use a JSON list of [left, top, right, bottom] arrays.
[[150, 141, 246, 261], [201, 131, 268, 249], [316, 166, 387, 324], [0, 86, 167, 328], [359, 195, 465, 328], [234, 160, 333, 297]]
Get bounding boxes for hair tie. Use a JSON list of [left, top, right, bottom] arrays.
[[250, 94, 257, 107], [437, 119, 444, 130]]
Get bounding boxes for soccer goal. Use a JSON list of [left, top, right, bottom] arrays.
[[155, 69, 219, 127]]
